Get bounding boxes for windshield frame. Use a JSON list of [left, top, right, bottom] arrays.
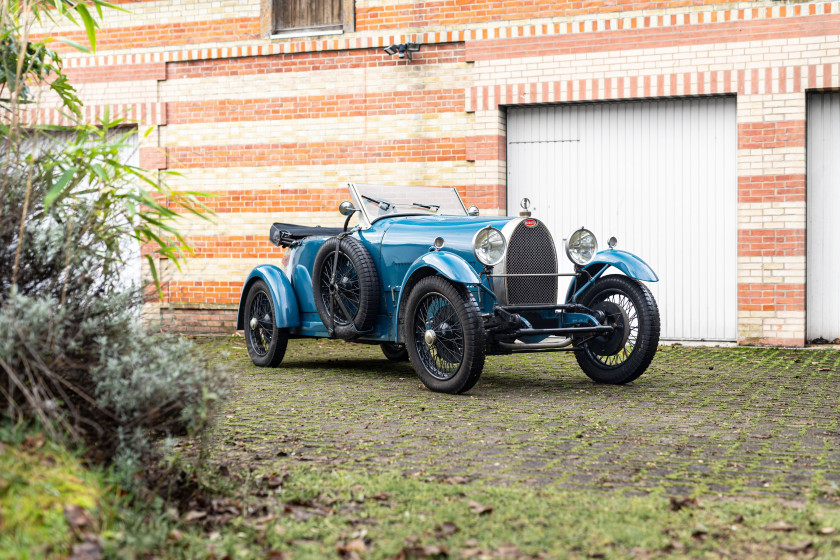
[[347, 182, 468, 228]]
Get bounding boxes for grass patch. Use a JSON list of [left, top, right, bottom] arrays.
[[130, 466, 840, 559]]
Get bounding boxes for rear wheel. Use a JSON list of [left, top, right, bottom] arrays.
[[380, 342, 409, 361], [404, 276, 485, 394], [574, 275, 659, 384], [244, 280, 288, 367]]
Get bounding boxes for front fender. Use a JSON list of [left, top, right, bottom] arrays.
[[392, 251, 482, 342], [583, 249, 658, 282], [402, 251, 482, 287], [236, 265, 301, 329]]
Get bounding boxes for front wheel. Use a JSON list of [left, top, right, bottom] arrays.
[[404, 276, 485, 394], [244, 280, 288, 367], [574, 275, 660, 384]]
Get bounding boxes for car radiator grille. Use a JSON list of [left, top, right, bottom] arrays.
[[505, 221, 558, 305]]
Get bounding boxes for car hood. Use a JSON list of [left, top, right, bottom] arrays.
[[375, 215, 520, 271]]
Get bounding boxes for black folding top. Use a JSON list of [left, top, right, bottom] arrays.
[[270, 223, 344, 247]]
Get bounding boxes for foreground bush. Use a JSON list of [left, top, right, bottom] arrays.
[[1, 1, 228, 475]]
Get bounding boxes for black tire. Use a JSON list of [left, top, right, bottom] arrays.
[[312, 236, 380, 340], [381, 342, 409, 361], [404, 276, 485, 394], [244, 280, 288, 367], [574, 275, 660, 384]]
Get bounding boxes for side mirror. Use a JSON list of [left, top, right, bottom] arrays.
[[339, 201, 357, 216], [467, 206, 480, 216]]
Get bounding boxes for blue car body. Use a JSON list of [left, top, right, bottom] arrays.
[[237, 182, 661, 393], [237, 214, 657, 343]]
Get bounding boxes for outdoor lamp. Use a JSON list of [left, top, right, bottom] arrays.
[[383, 43, 421, 61]]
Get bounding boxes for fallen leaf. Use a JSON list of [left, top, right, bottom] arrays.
[[463, 539, 480, 547], [763, 521, 796, 532], [779, 540, 813, 553], [183, 510, 208, 522], [265, 472, 288, 489], [750, 434, 772, 439], [371, 492, 391, 501], [459, 549, 483, 559], [265, 552, 291, 560], [819, 368, 831, 372], [434, 521, 459, 538], [443, 476, 470, 485], [467, 500, 493, 515], [396, 544, 449, 558], [64, 505, 92, 529], [167, 529, 183, 543], [662, 540, 686, 553], [337, 539, 367, 553], [22, 433, 45, 450], [495, 544, 524, 558], [71, 542, 102, 560], [820, 527, 836, 535], [691, 524, 708, 538], [668, 496, 699, 511]]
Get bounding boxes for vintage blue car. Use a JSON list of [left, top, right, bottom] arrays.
[[237, 183, 660, 394]]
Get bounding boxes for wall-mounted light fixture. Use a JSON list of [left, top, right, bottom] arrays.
[[383, 42, 421, 62]]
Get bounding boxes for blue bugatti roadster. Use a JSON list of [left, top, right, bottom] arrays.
[[238, 183, 660, 394]]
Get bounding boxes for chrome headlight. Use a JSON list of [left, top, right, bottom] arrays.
[[564, 228, 598, 266], [473, 226, 506, 266]]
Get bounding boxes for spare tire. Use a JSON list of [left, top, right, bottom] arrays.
[[313, 236, 380, 340]]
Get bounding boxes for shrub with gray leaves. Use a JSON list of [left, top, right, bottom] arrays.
[[1, 125, 229, 472]]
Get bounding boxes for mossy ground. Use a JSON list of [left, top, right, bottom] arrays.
[[4, 339, 840, 559], [0, 427, 102, 559], [188, 337, 840, 558]]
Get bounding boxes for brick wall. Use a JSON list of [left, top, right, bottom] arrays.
[[30, 0, 840, 344]]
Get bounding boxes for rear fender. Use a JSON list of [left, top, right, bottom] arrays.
[[237, 265, 301, 329], [392, 251, 483, 342]]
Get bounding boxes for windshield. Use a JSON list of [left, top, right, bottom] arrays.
[[350, 183, 467, 223]]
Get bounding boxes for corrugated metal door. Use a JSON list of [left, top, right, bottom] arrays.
[[507, 97, 737, 341], [807, 93, 840, 342]]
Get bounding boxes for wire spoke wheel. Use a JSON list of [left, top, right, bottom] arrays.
[[413, 292, 465, 380], [587, 292, 639, 368], [574, 275, 660, 384], [312, 236, 380, 340], [248, 291, 273, 357], [244, 279, 288, 367], [404, 276, 485, 394], [320, 252, 361, 325]]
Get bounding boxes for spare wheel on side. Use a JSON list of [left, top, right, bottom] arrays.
[[312, 236, 380, 340]]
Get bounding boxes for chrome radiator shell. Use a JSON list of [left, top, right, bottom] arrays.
[[492, 218, 559, 305]]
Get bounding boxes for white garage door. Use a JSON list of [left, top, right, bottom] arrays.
[[807, 93, 840, 342], [507, 97, 737, 341]]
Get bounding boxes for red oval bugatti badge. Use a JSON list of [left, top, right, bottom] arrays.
[[524, 218, 537, 228]]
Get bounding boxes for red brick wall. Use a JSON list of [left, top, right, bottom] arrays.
[[51, 0, 840, 344], [161, 306, 239, 335]]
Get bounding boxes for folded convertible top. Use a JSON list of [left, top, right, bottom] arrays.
[[270, 223, 344, 247]]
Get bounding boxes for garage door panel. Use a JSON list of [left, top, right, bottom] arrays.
[[507, 97, 737, 341], [807, 93, 840, 341]]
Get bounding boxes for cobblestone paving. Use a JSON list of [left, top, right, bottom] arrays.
[[211, 339, 840, 501]]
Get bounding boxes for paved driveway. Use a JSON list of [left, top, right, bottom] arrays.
[[212, 339, 840, 501]]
